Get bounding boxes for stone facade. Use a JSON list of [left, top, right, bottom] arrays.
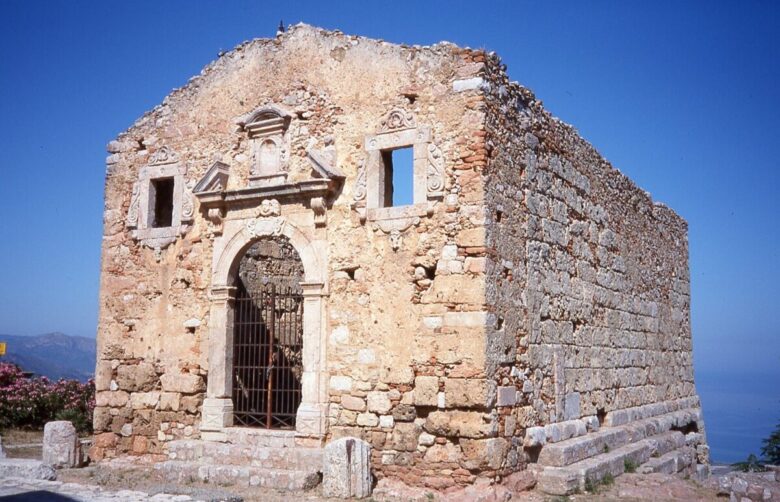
[[94, 24, 706, 492]]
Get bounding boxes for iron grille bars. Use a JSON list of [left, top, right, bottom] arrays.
[[232, 282, 303, 429]]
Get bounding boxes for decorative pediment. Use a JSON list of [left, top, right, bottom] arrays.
[[193, 161, 230, 195], [237, 104, 293, 138], [308, 149, 345, 181]]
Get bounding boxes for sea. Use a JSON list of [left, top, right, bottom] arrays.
[[696, 368, 779, 464]]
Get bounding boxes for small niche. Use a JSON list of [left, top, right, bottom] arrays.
[[597, 408, 607, 426]]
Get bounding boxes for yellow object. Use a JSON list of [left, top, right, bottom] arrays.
[[0, 342, 5, 356]]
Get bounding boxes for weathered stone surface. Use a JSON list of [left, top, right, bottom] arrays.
[[366, 392, 392, 414], [413, 376, 438, 406], [341, 395, 366, 412], [42, 421, 81, 469], [0, 435, 5, 459], [95, 391, 129, 408], [460, 438, 508, 470], [392, 404, 416, 422], [444, 379, 494, 409], [0, 459, 56, 480], [423, 442, 460, 463], [322, 437, 372, 499], [389, 422, 422, 452], [160, 373, 204, 394], [424, 411, 493, 438], [116, 363, 157, 392]]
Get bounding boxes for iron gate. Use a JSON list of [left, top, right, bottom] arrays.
[[232, 282, 303, 429]]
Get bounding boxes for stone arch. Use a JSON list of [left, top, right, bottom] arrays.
[[213, 217, 325, 287], [203, 217, 328, 438]]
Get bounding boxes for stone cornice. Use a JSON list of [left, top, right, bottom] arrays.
[[195, 178, 337, 209]]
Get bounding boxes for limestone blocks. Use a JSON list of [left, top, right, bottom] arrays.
[[322, 437, 372, 499], [43, 421, 83, 469]]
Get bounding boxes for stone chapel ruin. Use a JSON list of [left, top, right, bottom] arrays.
[[93, 24, 709, 496]]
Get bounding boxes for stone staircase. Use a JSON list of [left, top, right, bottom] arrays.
[[532, 407, 708, 495], [153, 429, 322, 491]]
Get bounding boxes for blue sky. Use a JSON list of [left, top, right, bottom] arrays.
[[0, 1, 777, 462]]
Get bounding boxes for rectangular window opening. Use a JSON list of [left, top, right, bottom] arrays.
[[150, 177, 174, 228], [381, 146, 414, 207]]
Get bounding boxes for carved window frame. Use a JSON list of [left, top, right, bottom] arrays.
[[126, 147, 194, 250], [354, 109, 444, 223]]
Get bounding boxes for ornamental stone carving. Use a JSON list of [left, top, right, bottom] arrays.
[[379, 108, 416, 133], [126, 182, 140, 229], [238, 104, 292, 187], [357, 108, 445, 225], [148, 145, 179, 165], [257, 199, 281, 217], [245, 216, 286, 239], [353, 158, 367, 203], [181, 181, 196, 224], [426, 143, 445, 195]]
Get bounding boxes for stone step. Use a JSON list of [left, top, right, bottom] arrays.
[[637, 446, 695, 475], [167, 440, 322, 471], [645, 431, 686, 458], [537, 408, 697, 467], [536, 432, 694, 496], [154, 460, 321, 491], [222, 428, 297, 448], [537, 439, 652, 495]]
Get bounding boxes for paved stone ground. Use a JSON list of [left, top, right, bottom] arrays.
[[0, 471, 725, 502], [0, 477, 195, 502]]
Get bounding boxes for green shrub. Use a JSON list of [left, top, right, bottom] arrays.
[[0, 362, 94, 433], [732, 453, 767, 473]]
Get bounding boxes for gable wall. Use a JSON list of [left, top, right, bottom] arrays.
[[94, 27, 499, 487]]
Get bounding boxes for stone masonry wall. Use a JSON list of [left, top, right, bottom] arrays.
[[480, 53, 699, 472], [94, 24, 702, 489], [94, 25, 499, 487]]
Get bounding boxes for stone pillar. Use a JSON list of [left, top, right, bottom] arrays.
[[322, 437, 372, 499], [42, 421, 81, 468], [202, 285, 236, 431], [0, 434, 6, 459], [296, 281, 328, 438]]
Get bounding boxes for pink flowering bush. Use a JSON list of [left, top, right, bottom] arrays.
[[0, 363, 95, 432]]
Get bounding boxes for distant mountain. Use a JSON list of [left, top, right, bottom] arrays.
[[0, 332, 96, 381]]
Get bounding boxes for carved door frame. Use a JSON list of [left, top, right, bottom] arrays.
[[201, 215, 328, 439]]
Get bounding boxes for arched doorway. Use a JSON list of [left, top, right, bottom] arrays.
[[232, 236, 304, 429]]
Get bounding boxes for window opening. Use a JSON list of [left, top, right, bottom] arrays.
[[381, 146, 414, 207], [151, 177, 174, 228]]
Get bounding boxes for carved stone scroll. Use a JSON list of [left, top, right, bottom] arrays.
[[126, 182, 140, 229], [379, 108, 416, 133], [427, 143, 444, 195], [353, 158, 367, 203]]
